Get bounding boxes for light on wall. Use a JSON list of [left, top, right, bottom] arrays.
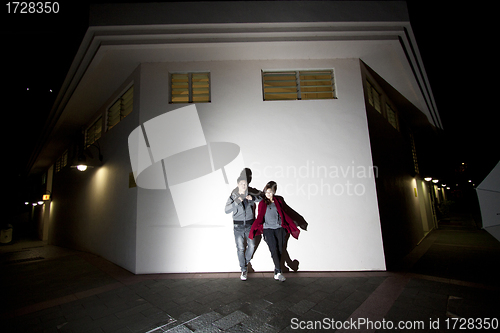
[[424, 177, 433, 182]]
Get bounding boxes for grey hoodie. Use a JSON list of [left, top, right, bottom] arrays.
[[225, 187, 262, 222]]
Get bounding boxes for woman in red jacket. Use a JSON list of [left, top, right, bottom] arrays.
[[249, 181, 300, 281]]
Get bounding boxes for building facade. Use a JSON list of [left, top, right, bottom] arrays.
[[27, 1, 442, 273]]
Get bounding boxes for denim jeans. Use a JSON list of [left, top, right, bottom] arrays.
[[233, 224, 255, 272]]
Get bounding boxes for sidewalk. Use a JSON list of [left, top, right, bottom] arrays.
[[1, 214, 499, 332]]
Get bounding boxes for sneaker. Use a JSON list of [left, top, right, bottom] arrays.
[[240, 271, 247, 281], [274, 273, 286, 282]]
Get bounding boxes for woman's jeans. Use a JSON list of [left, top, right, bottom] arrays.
[[233, 224, 255, 272], [263, 227, 287, 274]]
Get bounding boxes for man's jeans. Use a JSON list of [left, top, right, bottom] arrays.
[[233, 224, 255, 272]]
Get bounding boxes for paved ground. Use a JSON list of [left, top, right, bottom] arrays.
[[1, 214, 499, 332]]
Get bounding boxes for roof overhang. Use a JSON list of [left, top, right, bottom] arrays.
[[27, 1, 440, 175]]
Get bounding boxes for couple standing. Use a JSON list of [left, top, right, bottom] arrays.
[[224, 169, 301, 282]]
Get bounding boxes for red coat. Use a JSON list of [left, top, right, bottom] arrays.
[[249, 195, 300, 240]]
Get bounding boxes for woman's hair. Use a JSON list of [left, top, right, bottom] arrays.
[[263, 181, 278, 205]]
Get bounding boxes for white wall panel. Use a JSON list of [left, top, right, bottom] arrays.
[[134, 58, 385, 273]]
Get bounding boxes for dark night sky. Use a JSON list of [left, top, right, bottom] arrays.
[[2, 1, 498, 194]]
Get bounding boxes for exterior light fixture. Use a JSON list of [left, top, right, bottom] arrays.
[[76, 164, 88, 172], [24, 202, 29, 205], [72, 163, 91, 171], [432, 179, 439, 183], [424, 177, 432, 181], [71, 142, 102, 172], [32, 202, 37, 206], [38, 201, 44, 205], [71, 151, 89, 171]]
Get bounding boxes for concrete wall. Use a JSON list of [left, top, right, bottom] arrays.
[[134, 58, 386, 273], [49, 70, 140, 273], [416, 179, 435, 233], [362, 65, 437, 267]]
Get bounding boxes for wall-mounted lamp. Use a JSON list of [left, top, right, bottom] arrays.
[[42, 190, 51, 202], [432, 179, 439, 183], [24, 197, 49, 206], [71, 143, 103, 172], [71, 151, 89, 171], [424, 177, 433, 182], [76, 164, 90, 172]]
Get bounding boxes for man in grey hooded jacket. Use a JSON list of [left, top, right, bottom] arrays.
[[225, 169, 262, 280]]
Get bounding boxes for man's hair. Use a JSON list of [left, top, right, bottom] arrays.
[[239, 168, 252, 184], [237, 168, 252, 184]]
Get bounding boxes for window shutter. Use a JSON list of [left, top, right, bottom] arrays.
[[171, 73, 190, 103], [170, 73, 210, 103], [366, 80, 374, 106], [262, 71, 298, 101], [191, 73, 210, 103], [55, 150, 68, 173], [86, 116, 102, 148], [107, 99, 121, 130], [372, 88, 381, 113], [299, 70, 335, 100], [263, 70, 336, 101], [386, 104, 398, 130], [121, 86, 134, 118], [107, 85, 134, 130], [409, 132, 419, 174]]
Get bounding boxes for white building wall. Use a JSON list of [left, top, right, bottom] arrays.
[[135, 58, 386, 273], [49, 74, 140, 274]]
